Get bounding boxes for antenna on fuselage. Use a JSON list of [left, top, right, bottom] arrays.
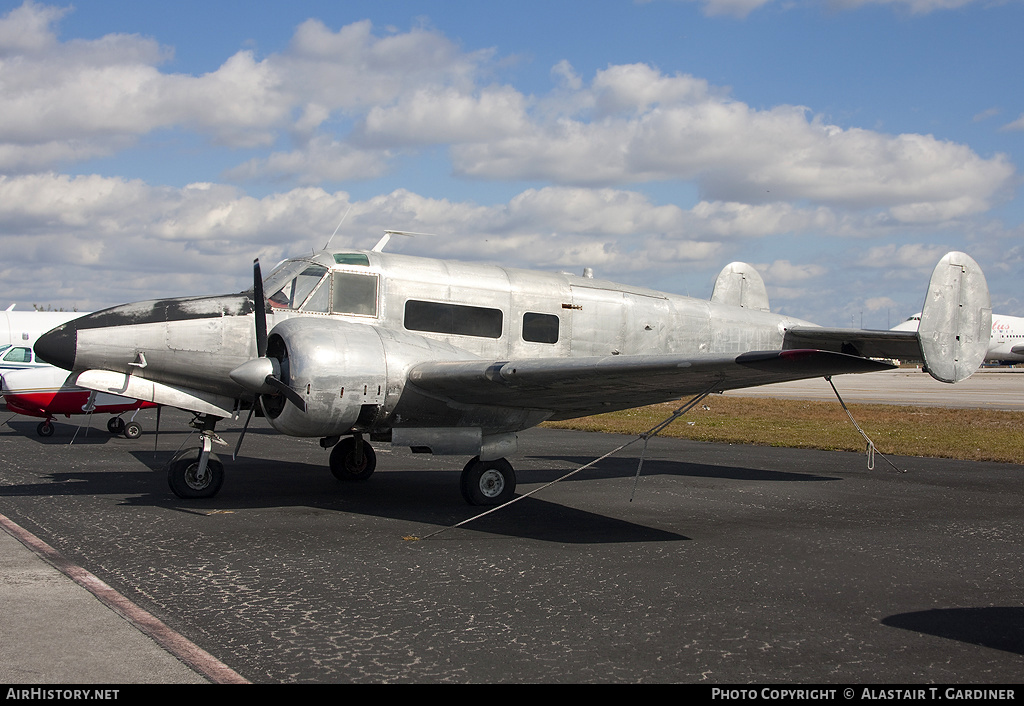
[[323, 206, 353, 251], [372, 229, 435, 252]]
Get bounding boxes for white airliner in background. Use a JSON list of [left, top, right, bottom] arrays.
[[893, 312, 1024, 364], [0, 305, 86, 371]]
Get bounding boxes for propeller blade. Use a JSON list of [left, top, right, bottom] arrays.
[[154, 405, 161, 455], [233, 403, 256, 461], [265, 375, 307, 413], [253, 258, 267, 359]]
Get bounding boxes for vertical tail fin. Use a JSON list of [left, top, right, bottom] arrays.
[[918, 252, 991, 383], [710, 262, 770, 312]]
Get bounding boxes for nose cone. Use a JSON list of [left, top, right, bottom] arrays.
[[34, 322, 78, 371]]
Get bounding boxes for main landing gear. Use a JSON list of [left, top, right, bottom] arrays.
[[326, 434, 518, 506], [460, 456, 516, 506], [165, 420, 520, 506], [329, 434, 377, 481], [106, 416, 142, 439]]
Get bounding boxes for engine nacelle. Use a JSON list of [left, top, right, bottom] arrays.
[[261, 317, 386, 437]]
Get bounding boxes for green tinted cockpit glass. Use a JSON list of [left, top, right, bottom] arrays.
[[333, 253, 370, 267]]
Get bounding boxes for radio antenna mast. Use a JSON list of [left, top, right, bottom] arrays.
[[323, 206, 352, 251]]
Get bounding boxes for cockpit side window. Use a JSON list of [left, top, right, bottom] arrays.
[[268, 265, 328, 309], [331, 272, 379, 317]]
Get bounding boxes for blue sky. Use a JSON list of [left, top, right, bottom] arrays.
[[1, 0, 1021, 329]]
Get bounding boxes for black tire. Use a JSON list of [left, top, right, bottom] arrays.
[[167, 449, 224, 499], [37, 421, 54, 437], [107, 417, 125, 434], [329, 437, 377, 481], [123, 422, 142, 439], [460, 456, 516, 506]]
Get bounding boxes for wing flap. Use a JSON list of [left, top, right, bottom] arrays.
[[409, 350, 895, 420]]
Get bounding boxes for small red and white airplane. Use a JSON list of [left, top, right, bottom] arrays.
[[2, 365, 156, 438]]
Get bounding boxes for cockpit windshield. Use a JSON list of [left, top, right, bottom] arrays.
[[265, 262, 329, 310]]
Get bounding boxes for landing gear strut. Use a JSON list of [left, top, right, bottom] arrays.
[[460, 456, 516, 506], [167, 415, 225, 499], [167, 448, 224, 499]]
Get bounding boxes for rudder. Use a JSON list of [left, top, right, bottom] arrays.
[[918, 251, 991, 383]]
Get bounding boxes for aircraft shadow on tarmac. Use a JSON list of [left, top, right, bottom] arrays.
[[529, 454, 841, 483], [882, 607, 1024, 655], [63, 449, 692, 544], [1, 421, 843, 543]]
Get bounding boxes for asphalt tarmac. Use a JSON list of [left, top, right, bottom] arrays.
[[1, 380, 1022, 684]]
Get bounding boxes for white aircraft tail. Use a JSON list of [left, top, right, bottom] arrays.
[[710, 262, 770, 312], [918, 251, 991, 383]]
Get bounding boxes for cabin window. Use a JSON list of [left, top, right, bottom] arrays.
[[332, 272, 379, 317], [269, 264, 328, 309], [522, 312, 559, 344], [404, 300, 503, 338]]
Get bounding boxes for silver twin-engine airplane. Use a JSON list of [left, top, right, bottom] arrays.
[[33, 240, 991, 505]]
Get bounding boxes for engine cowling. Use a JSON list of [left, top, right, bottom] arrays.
[[260, 317, 387, 437]]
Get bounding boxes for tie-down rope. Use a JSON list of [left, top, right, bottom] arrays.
[[826, 376, 905, 474], [408, 383, 719, 540]]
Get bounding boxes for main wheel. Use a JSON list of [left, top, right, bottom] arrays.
[[460, 457, 516, 506], [329, 437, 377, 481], [167, 449, 224, 499], [36, 421, 54, 437], [107, 417, 125, 434], [123, 421, 142, 439]]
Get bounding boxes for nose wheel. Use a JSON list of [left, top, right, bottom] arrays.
[[460, 457, 516, 506], [167, 447, 225, 499], [168, 418, 226, 499]]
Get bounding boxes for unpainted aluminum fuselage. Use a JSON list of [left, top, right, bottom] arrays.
[[38, 249, 814, 438]]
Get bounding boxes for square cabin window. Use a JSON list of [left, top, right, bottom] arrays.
[[523, 312, 559, 344], [332, 272, 379, 316]]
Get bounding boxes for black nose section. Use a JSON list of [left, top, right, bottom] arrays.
[[34, 322, 78, 371]]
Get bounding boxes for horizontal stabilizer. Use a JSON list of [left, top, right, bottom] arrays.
[[784, 251, 991, 385], [710, 262, 770, 312], [783, 327, 921, 361]]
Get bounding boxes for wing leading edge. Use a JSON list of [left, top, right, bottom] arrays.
[[408, 349, 895, 421]]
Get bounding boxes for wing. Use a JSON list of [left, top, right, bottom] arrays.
[[408, 349, 894, 421]]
